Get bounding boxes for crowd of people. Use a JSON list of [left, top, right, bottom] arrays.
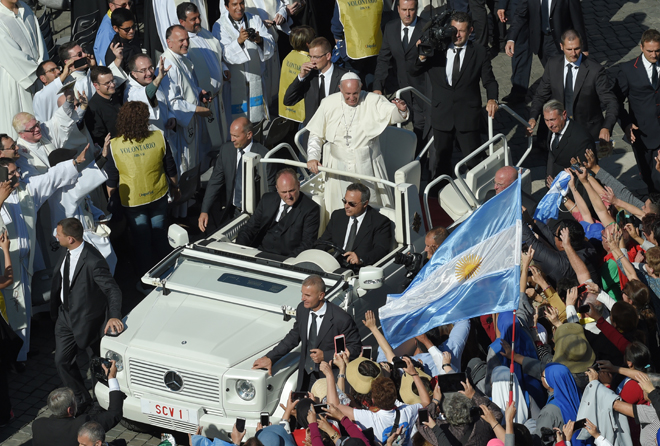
[[0, 0, 660, 445]]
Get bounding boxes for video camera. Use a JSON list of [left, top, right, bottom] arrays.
[[394, 251, 426, 291], [417, 9, 457, 58]]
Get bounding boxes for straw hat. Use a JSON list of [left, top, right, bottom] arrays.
[[346, 357, 382, 394], [552, 323, 595, 374], [311, 378, 328, 401], [399, 368, 432, 405]]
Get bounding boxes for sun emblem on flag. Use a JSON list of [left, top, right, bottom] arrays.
[[455, 254, 483, 281]]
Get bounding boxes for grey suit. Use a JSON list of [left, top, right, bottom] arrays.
[[201, 141, 276, 218]]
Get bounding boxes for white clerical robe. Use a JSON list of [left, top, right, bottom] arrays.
[[65, 62, 128, 102], [213, 12, 274, 123], [188, 28, 229, 150], [124, 76, 170, 132], [0, 160, 79, 361], [306, 91, 408, 214], [153, 0, 209, 49], [161, 49, 208, 176], [33, 78, 63, 123], [0, 0, 48, 139], [48, 162, 117, 274]]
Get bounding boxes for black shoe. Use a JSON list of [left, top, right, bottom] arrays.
[[501, 91, 527, 104]]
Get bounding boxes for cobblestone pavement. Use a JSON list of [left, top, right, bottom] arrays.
[[2, 0, 660, 444]]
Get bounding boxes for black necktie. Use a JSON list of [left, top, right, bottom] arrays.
[[318, 74, 326, 104], [652, 63, 659, 90], [564, 63, 574, 118], [402, 27, 409, 48], [304, 313, 319, 372], [63, 251, 71, 308], [233, 148, 244, 208], [452, 48, 462, 86], [541, 0, 550, 33], [551, 133, 561, 151], [277, 204, 290, 222], [345, 217, 358, 251]]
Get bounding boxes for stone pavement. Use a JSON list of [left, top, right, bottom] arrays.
[[2, 0, 660, 444]]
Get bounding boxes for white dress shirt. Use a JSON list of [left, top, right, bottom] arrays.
[[550, 120, 571, 150], [275, 199, 292, 221], [445, 43, 467, 86], [60, 241, 85, 303], [401, 17, 418, 42], [318, 63, 334, 99], [343, 209, 367, 250], [306, 301, 327, 338], [563, 54, 582, 90], [236, 141, 254, 168], [641, 54, 660, 85]]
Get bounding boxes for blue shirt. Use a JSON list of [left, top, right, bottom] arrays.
[[94, 12, 116, 66]]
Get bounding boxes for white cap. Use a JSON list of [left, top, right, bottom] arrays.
[[340, 72, 361, 82]]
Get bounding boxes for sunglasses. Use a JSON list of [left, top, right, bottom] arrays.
[[342, 198, 364, 207]]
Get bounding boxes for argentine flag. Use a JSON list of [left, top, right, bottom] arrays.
[[533, 170, 571, 223], [379, 177, 522, 349]]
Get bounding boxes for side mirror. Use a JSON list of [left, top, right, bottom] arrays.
[[168, 224, 189, 248], [358, 266, 383, 290]]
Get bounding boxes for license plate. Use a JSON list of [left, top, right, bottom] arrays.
[[141, 399, 190, 422]]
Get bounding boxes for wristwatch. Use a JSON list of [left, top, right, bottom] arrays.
[[337, 373, 346, 379]]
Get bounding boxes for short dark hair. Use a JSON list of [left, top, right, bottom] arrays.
[[427, 226, 449, 245], [648, 193, 660, 214], [58, 41, 80, 63], [111, 7, 135, 27], [37, 60, 54, 78], [346, 183, 370, 203], [0, 158, 16, 168], [555, 219, 585, 250], [611, 301, 639, 334], [450, 11, 472, 29], [624, 341, 652, 372], [557, 277, 580, 299], [166, 24, 186, 41], [560, 29, 582, 45], [641, 29, 660, 45], [176, 1, 199, 20], [78, 421, 106, 444], [127, 53, 151, 73], [0, 134, 10, 143], [90, 66, 113, 84], [58, 218, 84, 240]]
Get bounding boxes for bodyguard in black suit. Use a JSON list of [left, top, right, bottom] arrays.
[[283, 37, 348, 125], [236, 168, 320, 258], [198, 118, 276, 232], [543, 100, 595, 179], [409, 11, 498, 179], [613, 30, 660, 192], [51, 219, 123, 409], [32, 367, 124, 446], [529, 31, 618, 142], [506, 0, 588, 66], [252, 275, 362, 391], [315, 183, 392, 267], [373, 0, 430, 153]]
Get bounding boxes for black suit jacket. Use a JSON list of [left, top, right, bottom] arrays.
[[266, 301, 362, 391], [282, 64, 348, 125], [201, 141, 276, 214], [409, 41, 498, 132], [32, 389, 124, 446], [614, 55, 660, 150], [546, 120, 595, 178], [236, 191, 320, 257], [530, 55, 618, 141], [508, 0, 588, 55], [314, 206, 392, 266], [50, 243, 123, 349]]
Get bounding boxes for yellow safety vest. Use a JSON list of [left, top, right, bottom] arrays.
[[278, 50, 310, 123], [337, 0, 383, 59], [110, 131, 169, 208]]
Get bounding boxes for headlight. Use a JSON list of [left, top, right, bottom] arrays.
[[105, 350, 124, 372], [235, 379, 256, 401]]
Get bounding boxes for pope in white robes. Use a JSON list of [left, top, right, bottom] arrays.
[[306, 72, 409, 214], [0, 0, 48, 139]]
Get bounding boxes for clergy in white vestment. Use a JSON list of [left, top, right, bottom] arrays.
[[161, 25, 213, 178], [124, 54, 174, 132], [46, 147, 117, 274], [306, 72, 409, 214], [153, 0, 208, 49], [0, 0, 48, 139], [0, 152, 85, 362], [178, 2, 229, 152], [213, 0, 275, 123]]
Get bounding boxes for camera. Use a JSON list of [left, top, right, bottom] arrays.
[[246, 28, 257, 40], [417, 10, 457, 57], [394, 252, 426, 290], [90, 357, 112, 382]]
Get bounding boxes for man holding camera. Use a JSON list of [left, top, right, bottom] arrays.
[[409, 11, 498, 180]]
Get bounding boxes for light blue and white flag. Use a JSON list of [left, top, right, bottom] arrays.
[[533, 171, 571, 223], [379, 177, 522, 349]]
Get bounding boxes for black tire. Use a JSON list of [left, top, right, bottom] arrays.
[[119, 417, 154, 433]]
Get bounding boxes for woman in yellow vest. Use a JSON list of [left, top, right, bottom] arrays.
[[278, 26, 315, 123], [104, 101, 180, 292]]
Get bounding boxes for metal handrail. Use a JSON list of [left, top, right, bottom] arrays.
[[416, 136, 435, 161], [263, 143, 310, 182], [453, 133, 510, 206], [394, 87, 432, 129], [423, 175, 473, 229], [489, 103, 534, 167], [294, 128, 309, 161], [260, 158, 398, 189]]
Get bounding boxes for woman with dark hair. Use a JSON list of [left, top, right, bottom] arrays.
[[615, 342, 653, 446], [622, 280, 660, 367], [104, 101, 180, 291]]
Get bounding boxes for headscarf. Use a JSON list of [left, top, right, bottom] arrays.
[[544, 363, 585, 446]]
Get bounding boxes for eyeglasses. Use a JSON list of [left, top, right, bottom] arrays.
[[24, 122, 41, 133], [309, 52, 329, 60], [342, 198, 364, 207], [71, 51, 85, 59], [98, 79, 117, 87], [44, 66, 60, 75], [132, 66, 155, 74], [2, 142, 17, 151], [119, 24, 137, 33]]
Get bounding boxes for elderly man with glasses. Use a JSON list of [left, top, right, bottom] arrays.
[[314, 182, 392, 268]]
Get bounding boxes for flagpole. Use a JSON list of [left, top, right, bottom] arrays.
[[509, 310, 516, 406]]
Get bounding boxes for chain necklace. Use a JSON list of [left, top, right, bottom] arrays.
[[341, 101, 358, 147]]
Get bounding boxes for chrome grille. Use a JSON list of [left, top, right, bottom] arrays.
[[128, 358, 220, 403], [147, 414, 198, 433]]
